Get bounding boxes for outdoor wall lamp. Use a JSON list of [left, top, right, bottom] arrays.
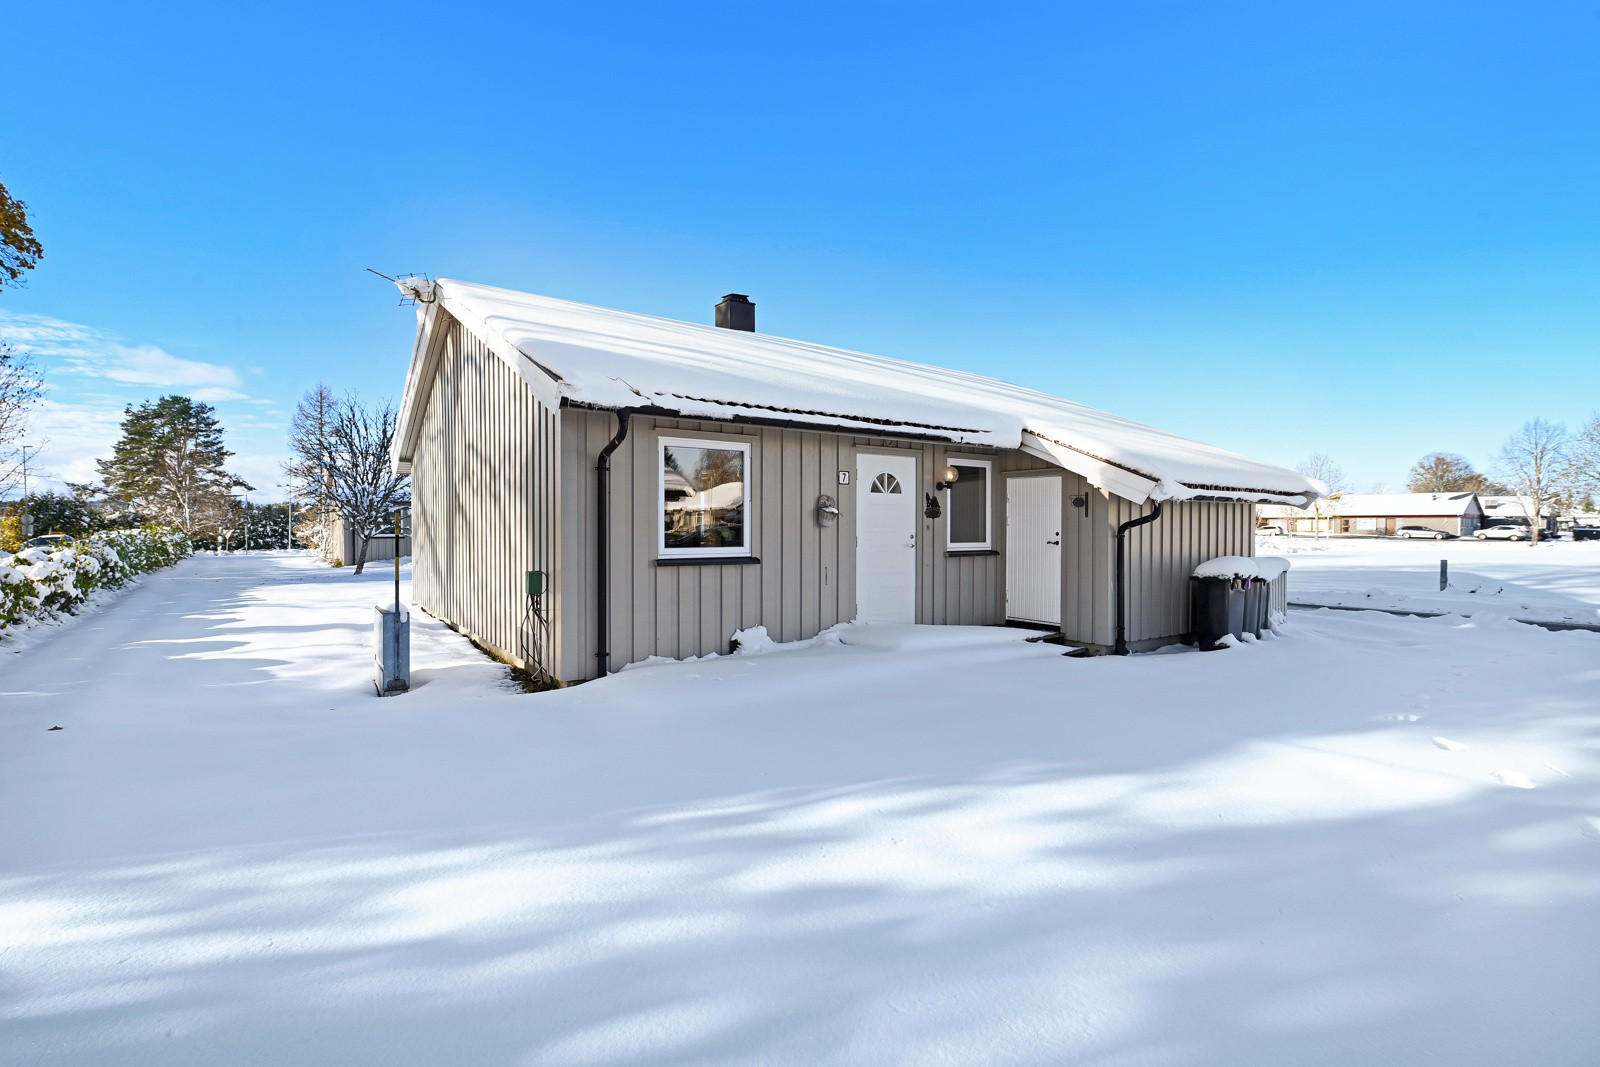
[[935, 465, 961, 491]]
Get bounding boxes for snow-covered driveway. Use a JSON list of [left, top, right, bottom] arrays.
[[3, 553, 1599, 1065]]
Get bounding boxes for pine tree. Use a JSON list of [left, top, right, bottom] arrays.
[[96, 395, 250, 535]]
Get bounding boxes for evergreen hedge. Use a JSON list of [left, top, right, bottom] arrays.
[[0, 526, 191, 633]]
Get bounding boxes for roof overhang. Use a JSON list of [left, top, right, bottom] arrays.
[[390, 291, 570, 476], [1019, 431, 1318, 507]]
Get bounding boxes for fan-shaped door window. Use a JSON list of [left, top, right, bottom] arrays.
[[870, 472, 903, 494]]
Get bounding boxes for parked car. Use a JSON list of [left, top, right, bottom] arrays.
[[1256, 523, 1287, 536], [1475, 524, 1528, 541], [1396, 525, 1450, 540], [21, 534, 75, 551]]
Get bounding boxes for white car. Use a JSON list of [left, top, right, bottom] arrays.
[[1396, 525, 1448, 540], [1475, 524, 1528, 541]]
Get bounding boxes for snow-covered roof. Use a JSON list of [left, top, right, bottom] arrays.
[[393, 279, 1320, 506], [1326, 493, 1482, 517], [1479, 495, 1552, 517]]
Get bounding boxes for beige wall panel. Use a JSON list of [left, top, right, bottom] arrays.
[[409, 319, 561, 678], [1104, 496, 1254, 646], [557, 415, 1042, 679]]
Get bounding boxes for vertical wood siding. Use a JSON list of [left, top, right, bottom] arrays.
[[558, 412, 1059, 680], [1102, 496, 1255, 647], [410, 323, 1257, 678], [411, 318, 561, 675]]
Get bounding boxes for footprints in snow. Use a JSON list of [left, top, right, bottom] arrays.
[[1490, 770, 1537, 790], [1427, 734, 1535, 788]]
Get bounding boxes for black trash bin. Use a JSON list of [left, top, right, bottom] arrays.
[[1241, 577, 1265, 638], [1191, 575, 1234, 651], [1226, 577, 1247, 639]]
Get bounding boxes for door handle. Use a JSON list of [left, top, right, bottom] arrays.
[[1046, 540, 1060, 545]]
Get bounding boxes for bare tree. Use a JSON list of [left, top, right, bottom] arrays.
[[282, 383, 339, 551], [1494, 419, 1569, 544], [1296, 454, 1349, 537], [325, 397, 409, 574], [0, 342, 43, 496], [1407, 452, 1490, 493], [1567, 414, 1600, 505]]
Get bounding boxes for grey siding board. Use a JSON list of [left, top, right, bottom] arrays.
[[1104, 497, 1254, 645], [411, 317, 561, 677], [411, 373, 1250, 681], [555, 414, 1040, 680]]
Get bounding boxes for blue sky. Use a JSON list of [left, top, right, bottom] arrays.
[[3, 2, 1598, 497]]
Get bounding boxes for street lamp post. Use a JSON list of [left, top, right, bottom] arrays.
[[278, 485, 295, 551], [20, 444, 35, 540]]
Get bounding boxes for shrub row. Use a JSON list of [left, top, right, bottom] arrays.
[[0, 526, 192, 633]]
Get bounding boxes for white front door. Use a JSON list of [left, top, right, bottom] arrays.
[[1006, 475, 1062, 625], [856, 453, 919, 622]]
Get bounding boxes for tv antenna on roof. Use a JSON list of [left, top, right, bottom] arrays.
[[364, 268, 435, 306]]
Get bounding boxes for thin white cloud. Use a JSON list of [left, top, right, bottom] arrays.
[[190, 386, 250, 403], [18, 395, 129, 487], [0, 312, 273, 495], [0, 311, 244, 393]]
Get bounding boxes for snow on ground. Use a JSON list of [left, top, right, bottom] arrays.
[[3, 553, 1599, 1065], [1261, 534, 1600, 627]]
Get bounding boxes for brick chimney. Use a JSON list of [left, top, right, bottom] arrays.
[[715, 293, 755, 332]]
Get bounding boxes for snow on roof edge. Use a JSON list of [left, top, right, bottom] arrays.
[[394, 279, 1322, 506]]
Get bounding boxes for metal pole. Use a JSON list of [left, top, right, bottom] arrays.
[[394, 507, 401, 615], [1440, 559, 1448, 591], [20, 444, 33, 540]]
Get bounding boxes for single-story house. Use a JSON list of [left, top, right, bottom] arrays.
[[388, 279, 1320, 683], [1479, 495, 1560, 537], [1258, 492, 1484, 537]]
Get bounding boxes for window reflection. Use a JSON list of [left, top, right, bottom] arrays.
[[949, 463, 988, 545], [663, 445, 747, 550]]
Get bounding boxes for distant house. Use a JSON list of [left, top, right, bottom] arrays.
[[388, 279, 1319, 682], [1478, 495, 1559, 537], [1258, 492, 1483, 537]]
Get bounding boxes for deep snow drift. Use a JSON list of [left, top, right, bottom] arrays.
[[3, 553, 1598, 1065]]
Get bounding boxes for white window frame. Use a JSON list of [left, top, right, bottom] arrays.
[[658, 435, 754, 558], [945, 457, 993, 550]]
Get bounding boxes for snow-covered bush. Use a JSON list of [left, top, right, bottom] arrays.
[[0, 526, 192, 634]]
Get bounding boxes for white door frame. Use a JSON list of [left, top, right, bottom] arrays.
[[1005, 472, 1063, 626], [855, 451, 919, 623]]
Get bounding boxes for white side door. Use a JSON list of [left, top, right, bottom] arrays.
[[1006, 475, 1062, 626], [856, 453, 919, 622]]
